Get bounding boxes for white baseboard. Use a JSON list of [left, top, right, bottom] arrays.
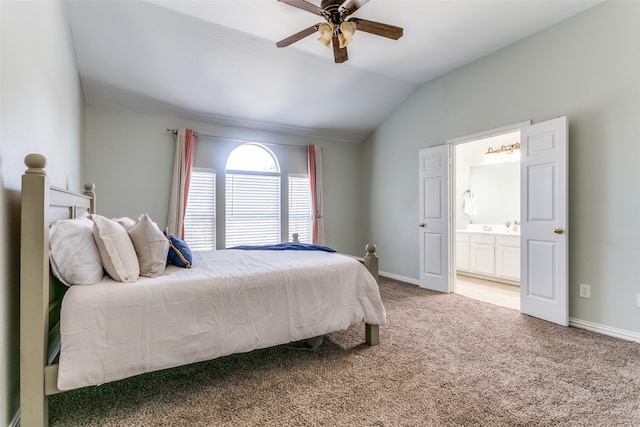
[[10, 410, 20, 427], [569, 317, 640, 344], [379, 271, 419, 286]]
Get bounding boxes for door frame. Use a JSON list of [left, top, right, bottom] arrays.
[[446, 121, 531, 294]]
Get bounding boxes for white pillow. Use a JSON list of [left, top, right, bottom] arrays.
[[113, 216, 136, 231], [128, 214, 169, 278], [49, 217, 104, 286], [90, 214, 140, 283]]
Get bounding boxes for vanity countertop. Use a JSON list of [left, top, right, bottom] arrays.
[[457, 225, 520, 236]]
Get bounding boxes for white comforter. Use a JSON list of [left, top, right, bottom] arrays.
[[58, 249, 387, 391]]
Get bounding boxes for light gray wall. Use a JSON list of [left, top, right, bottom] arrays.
[[362, 1, 640, 335], [0, 0, 83, 422], [83, 105, 366, 256]]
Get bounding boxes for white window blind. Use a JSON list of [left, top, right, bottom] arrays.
[[226, 172, 280, 247], [288, 175, 311, 243], [184, 168, 216, 251]]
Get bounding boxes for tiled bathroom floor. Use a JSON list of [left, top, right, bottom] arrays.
[[455, 275, 520, 310]]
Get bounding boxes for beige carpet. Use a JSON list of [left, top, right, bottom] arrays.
[[49, 277, 640, 426]]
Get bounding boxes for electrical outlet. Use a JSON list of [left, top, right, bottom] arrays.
[[637, 293, 640, 308], [579, 284, 591, 299]]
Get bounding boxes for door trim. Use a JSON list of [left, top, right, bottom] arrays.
[[447, 121, 531, 145]]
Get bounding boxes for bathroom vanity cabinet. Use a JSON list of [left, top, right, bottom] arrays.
[[456, 230, 520, 285]]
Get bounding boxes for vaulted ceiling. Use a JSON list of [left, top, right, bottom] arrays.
[[63, 0, 601, 142]]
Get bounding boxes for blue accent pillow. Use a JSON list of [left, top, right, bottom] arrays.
[[166, 234, 193, 268]]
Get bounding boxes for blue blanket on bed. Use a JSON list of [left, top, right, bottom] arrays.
[[227, 242, 336, 253]]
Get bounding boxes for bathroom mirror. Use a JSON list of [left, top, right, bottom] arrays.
[[469, 162, 520, 225]]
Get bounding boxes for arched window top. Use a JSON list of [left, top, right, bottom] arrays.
[[226, 143, 279, 173]]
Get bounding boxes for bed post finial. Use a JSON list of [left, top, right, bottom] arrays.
[[366, 243, 376, 255], [292, 233, 299, 243], [24, 153, 47, 175], [363, 243, 379, 284], [83, 183, 96, 213]]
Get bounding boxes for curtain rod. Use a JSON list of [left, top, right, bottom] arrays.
[[166, 128, 322, 150]]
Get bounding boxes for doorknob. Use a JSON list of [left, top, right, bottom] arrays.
[[554, 227, 564, 235], [419, 223, 426, 228]]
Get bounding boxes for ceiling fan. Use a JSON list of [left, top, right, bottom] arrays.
[[276, 0, 403, 63]]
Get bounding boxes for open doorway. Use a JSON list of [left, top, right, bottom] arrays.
[[453, 131, 521, 310], [419, 117, 568, 324]]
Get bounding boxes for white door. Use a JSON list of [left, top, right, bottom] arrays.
[[520, 117, 568, 326], [418, 145, 451, 292]]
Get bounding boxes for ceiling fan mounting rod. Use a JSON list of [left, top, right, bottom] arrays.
[[318, 11, 331, 21], [321, 0, 347, 24]]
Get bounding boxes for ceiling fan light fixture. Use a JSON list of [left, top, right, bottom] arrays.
[[338, 21, 357, 48], [317, 22, 334, 47], [276, 0, 403, 63]]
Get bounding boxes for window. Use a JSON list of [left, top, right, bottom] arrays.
[[184, 142, 311, 249], [225, 144, 281, 247], [289, 175, 311, 243], [184, 168, 216, 251]]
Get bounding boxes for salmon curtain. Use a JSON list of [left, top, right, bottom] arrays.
[[308, 145, 325, 245], [167, 128, 197, 239]]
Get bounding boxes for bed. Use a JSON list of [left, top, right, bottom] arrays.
[[19, 153, 386, 427]]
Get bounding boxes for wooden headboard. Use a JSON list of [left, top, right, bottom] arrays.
[[20, 154, 95, 427]]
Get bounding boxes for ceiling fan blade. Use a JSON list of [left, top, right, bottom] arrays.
[[276, 25, 318, 48], [332, 35, 348, 63], [339, 0, 369, 16], [353, 18, 403, 40], [278, 0, 325, 16]]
